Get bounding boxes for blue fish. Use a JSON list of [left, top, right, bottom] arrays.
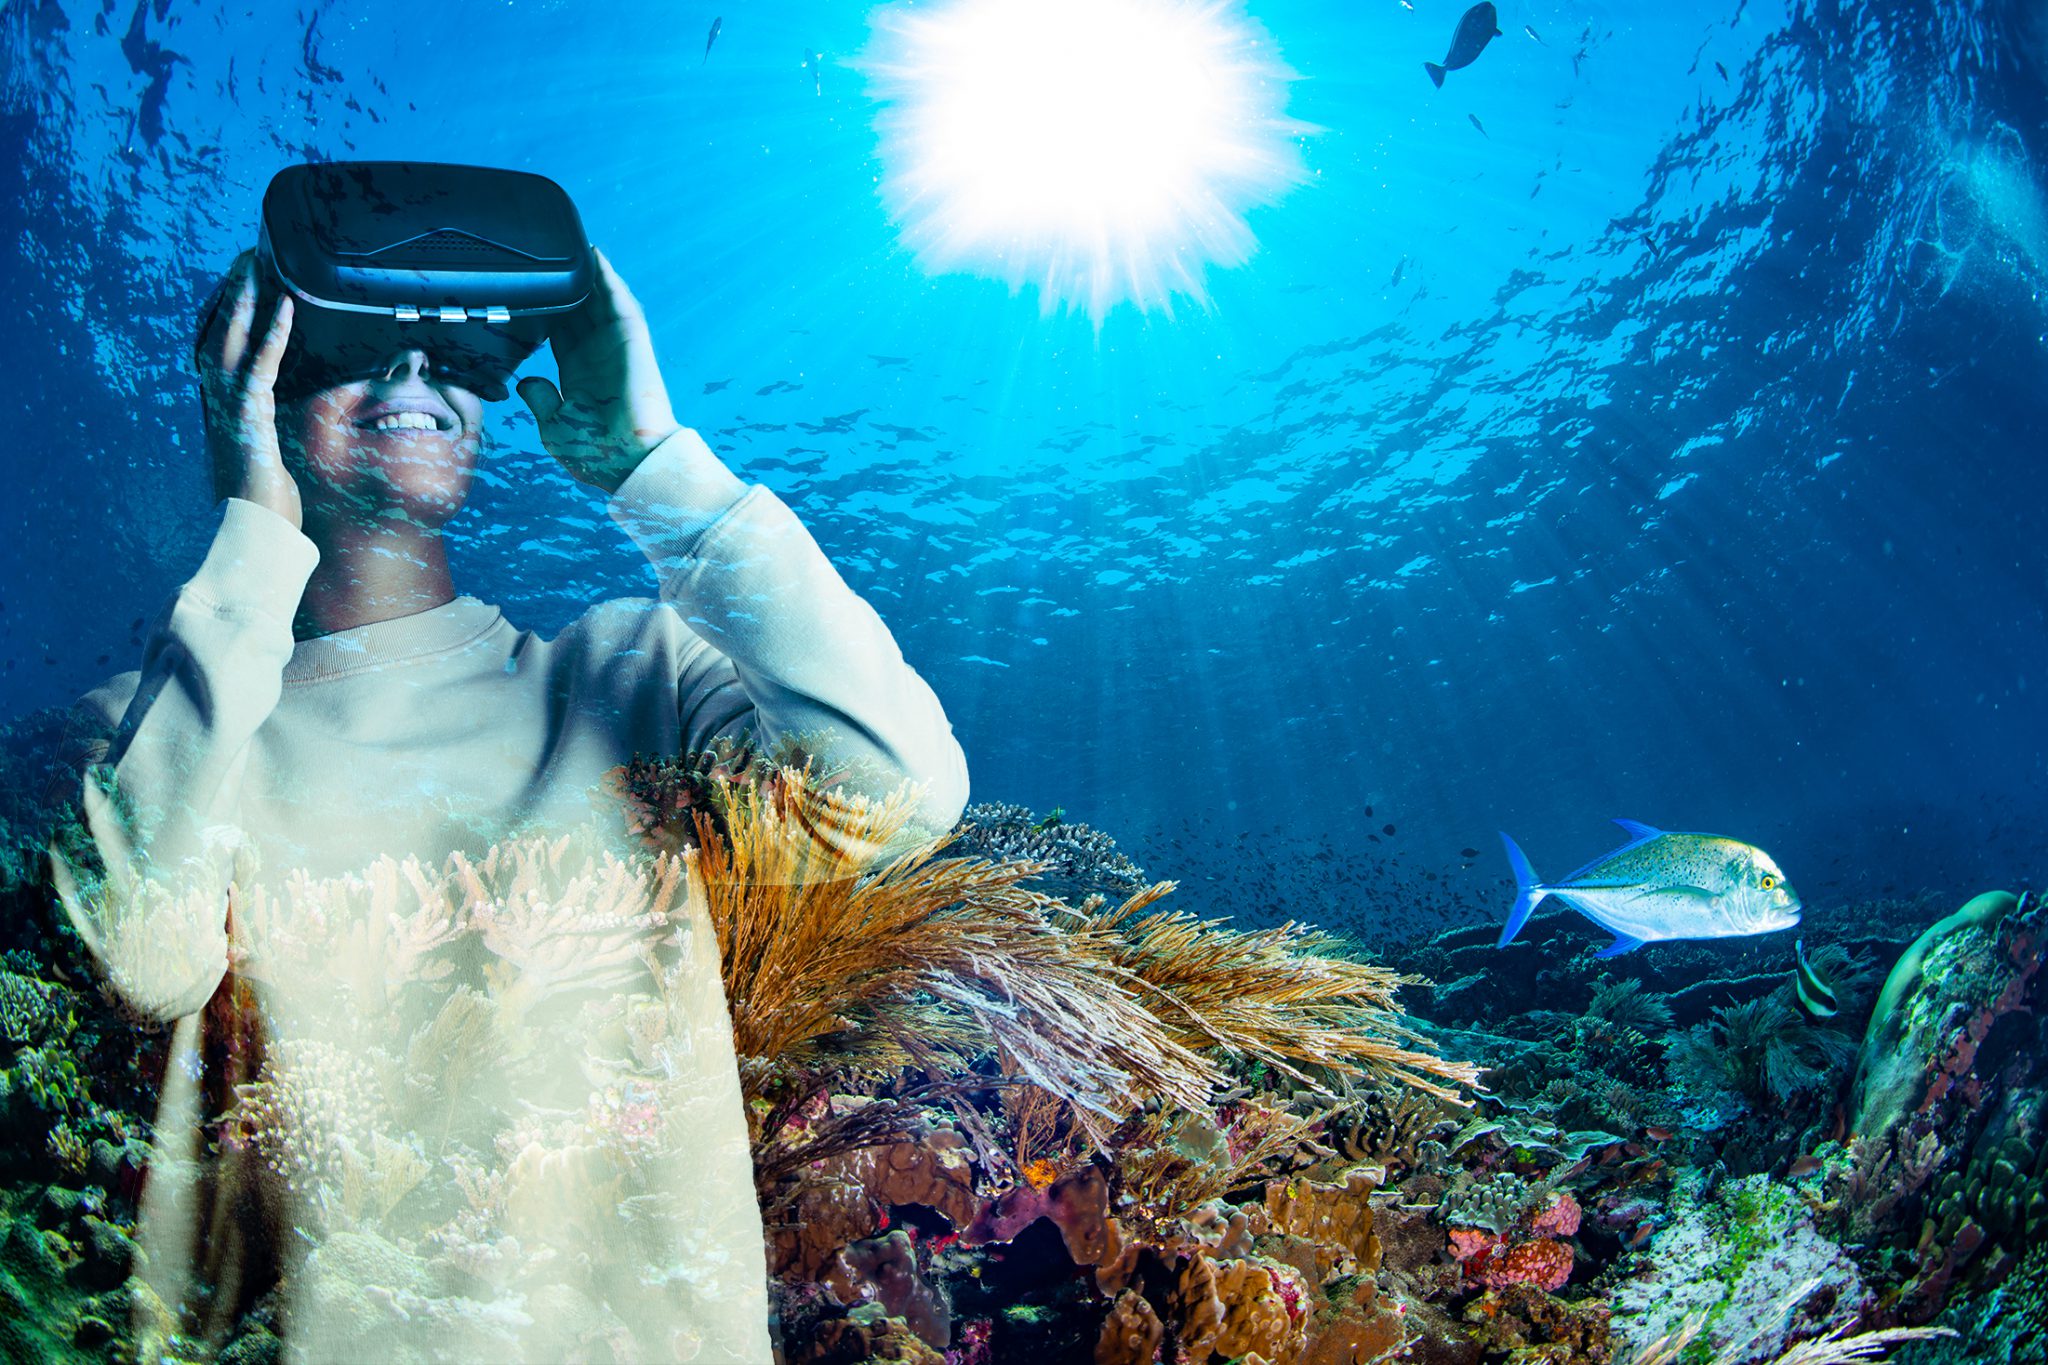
[[1497, 820, 1801, 958], [703, 16, 722, 65]]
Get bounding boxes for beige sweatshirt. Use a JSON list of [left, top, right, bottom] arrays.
[[45, 425, 971, 1362]]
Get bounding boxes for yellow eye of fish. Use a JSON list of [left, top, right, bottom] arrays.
[[1760, 875, 1776, 890]]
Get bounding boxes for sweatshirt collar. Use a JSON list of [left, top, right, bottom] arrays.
[[283, 594, 506, 683]]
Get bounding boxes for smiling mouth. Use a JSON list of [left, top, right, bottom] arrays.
[[357, 411, 456, 434]]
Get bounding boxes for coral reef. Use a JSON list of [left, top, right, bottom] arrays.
[[1, 696, 2040, 1364], [949, 801, 1148, 898], [1611, 1172, 1869, 1364], [1827, 888, 2048, 1316]]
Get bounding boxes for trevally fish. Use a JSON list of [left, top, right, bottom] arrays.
[[1497, 820, 1800, 958], [1426, 2, 1505, 88]]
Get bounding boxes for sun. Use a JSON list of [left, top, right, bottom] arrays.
[[858, 0, 1314, 321]]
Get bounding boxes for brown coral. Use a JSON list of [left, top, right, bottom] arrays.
[[1253, 1171, 1383, 1277], [823, 1230, 950, 1350], [1460, 1282, 1613, 1362], [1097, 1289, 1165, 1365], [1210, 1257, 1311, 1364], [1300, 1278, 1409, 1365], [802, 1305, 947, 1365], [772, 1129, 980, 1280]]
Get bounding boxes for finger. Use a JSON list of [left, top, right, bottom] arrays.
[[220, 262, 260, 375], [517, 375, 563, 425], [197, 255, 252, 367], [247, 294, 294, 390], [591, 248, 648, 327]]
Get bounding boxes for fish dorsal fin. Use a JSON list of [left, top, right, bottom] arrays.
[[1611, 818, 1663, 846]]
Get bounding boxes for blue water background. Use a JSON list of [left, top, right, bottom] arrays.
[[2, 0, 2043, 946]]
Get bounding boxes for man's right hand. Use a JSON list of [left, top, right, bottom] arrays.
[[198, 250, 303, 530]]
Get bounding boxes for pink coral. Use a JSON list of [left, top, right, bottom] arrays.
[[1448, 1227, 1498, 1262], [1463, 1238, 1574, 1292], [1526, 1192, 1582, 1239]]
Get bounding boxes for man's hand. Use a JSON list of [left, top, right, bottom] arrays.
[[517, 248, 682, 496], [198, 250, 304, 529]]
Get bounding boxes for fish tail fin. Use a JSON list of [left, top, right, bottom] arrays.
[[1425, 62, 1446, 88], [1498, 831, 1547, 947]]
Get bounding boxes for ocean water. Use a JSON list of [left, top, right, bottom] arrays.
[[2, 5, 2043, 947], [3, 1, 2047, 1361], [5, 0, 2043, 963]]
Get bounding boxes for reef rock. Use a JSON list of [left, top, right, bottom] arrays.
[[1837, 888, 2048, 1313]]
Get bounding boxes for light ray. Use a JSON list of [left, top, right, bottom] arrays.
[[858, 0, 1315, 321]]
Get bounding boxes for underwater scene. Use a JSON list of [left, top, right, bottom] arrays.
[[2, 0, 2046, 1361]]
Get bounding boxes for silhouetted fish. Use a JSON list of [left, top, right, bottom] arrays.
[[1469, 113, 1488, 137], [1715, 60, 1729, 81], [1524, 24, 1545, 45], [703, 16, 721, 65], [1426, 2, 1504, 88], [802, 47, 823, 95]]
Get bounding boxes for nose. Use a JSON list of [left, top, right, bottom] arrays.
[[377, 349, 434, 383]]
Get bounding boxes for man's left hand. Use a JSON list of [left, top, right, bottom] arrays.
[[518, 248, 681, 495]]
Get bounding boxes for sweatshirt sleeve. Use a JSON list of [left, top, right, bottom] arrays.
[[45, 497, 320, 1023], [605, 426, 970, 837]]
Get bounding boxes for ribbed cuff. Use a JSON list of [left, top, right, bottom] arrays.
[[185, 498, 322, 624], [606, 426, 753, 571]]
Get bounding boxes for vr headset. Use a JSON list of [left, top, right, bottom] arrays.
[[251, 160, 593, 402]]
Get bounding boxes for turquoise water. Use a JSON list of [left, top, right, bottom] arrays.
[[3, 0, 2044, 946]]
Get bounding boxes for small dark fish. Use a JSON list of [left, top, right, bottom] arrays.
[[1715, 60, 1729, 81], [1524, 24, 1545, 45], [1382, 823, 1397, 837], [1364, 805, 1373, 818], [1469, 113, 1488, 137], [1389, 256, 1407, 288], [703, 379, 733, 394], [130, 617, 143, 631], [1460, 848, 1481, 859], [1426, 2, 1503, 87], [95, 654, 110, 666], [1786, 1154, 1823, 1178], [1641, 233, 1658, 254], [703, 16, 722, 65], [802, 47, 823, 96], [1792, 939, 1838, 1018]]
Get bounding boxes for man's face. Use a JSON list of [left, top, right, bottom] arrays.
[[276, 348, 487, 532]]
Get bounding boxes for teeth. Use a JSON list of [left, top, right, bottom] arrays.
[[368, 411, 441, 432]]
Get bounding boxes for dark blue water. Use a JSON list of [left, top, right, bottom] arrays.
[[3, 0, 2043, 947]]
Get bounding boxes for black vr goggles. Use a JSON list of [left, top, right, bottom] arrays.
[[252, 160, 593, 403]]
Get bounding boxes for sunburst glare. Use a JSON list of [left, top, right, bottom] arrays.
[[858, 0, 1314, 321]]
